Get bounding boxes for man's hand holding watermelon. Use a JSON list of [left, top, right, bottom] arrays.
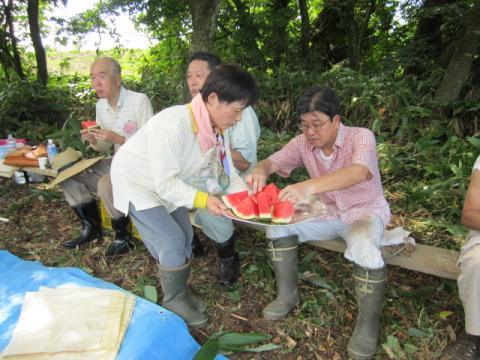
[[246, 160, 311, 204]]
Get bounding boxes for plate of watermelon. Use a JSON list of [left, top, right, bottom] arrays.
[[222, 183, 327, 229]]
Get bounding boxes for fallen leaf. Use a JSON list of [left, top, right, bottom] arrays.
[[286, 336, 297, 349]]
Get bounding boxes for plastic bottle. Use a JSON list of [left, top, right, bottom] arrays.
[[47, 139, 58, 164], [6, 134, 16, 151]]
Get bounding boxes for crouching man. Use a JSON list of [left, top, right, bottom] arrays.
[[247, 86, 390, 360]]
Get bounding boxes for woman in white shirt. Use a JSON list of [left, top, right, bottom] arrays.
[[111, 64, 258, 327]]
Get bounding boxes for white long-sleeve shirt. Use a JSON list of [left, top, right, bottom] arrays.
[[111, 104, 247, 215]]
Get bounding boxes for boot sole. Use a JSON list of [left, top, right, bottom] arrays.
[[262, 310, 290, 320], [347, 348, 375, 360], [63, 238, 102, 249], [188, 318, 209, 328], [263, 294, 300, 320]]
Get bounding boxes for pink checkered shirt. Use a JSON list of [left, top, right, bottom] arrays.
[[268, 123, 390, 227]]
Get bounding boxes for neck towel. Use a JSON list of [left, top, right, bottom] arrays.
[[190, 94, 217, 153]]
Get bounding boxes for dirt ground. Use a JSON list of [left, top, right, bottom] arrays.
[[0, 177, 464, 359]]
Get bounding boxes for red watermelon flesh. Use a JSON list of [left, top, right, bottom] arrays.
[[232, 196, 258, 220], [222, 190, 249, 209], [261, 183, 280, 204], [271, 201, 295, 224], [81, 120, 99, 129], [256, 192, 272, 220]]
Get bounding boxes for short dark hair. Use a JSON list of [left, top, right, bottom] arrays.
[[296, 86, 341, 118], [201, 64, 259, 107], [188, 51, 221, 70]]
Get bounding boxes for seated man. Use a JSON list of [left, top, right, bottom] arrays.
[[60, 57, 154, 258], [442, 156, 480, 359], [248, 86, 390, 360], [187, 51, 261, 286]]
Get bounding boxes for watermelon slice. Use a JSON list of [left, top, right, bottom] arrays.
[[81, 120, 100, 130], [271, 201, 295, 224], [222, 190, 249, 209], [232, 196, 258, 220], [261, 183, 280, 204], [256, 192, 272, 220]]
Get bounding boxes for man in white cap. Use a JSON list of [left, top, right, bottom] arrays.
[[58, 57, 153, 257]]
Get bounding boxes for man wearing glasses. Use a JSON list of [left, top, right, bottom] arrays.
[[247, 86, 390, 360]]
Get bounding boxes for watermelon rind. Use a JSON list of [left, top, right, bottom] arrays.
[[271, 201, 294, 224], [222, 190, 249, 209]]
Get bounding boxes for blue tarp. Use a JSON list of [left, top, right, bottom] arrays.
[[0, 250, 226, 359]]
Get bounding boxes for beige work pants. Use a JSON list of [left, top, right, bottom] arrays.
[[59, 159, 123, 219], [458, 243, 480, 335]]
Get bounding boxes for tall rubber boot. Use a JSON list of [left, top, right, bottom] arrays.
[[191, 231, 205, 257], [157, 262, 208, 328], [105, 216, 133, 258], [214, 235, 240, 286], [347, 264, 386, 360], [263, 235, 300, 320], [64, 199, 102, 249]]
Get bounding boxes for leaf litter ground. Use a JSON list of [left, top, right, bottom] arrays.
[[0, 178, 465, 359]]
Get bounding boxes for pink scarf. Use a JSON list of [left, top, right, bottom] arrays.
[[190, 93, 217, 153]]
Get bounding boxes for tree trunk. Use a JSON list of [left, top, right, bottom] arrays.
[[267, 0, 291, 67], [3, 0, 25, 79], [298, 0, 310, 60], [27, 0, 48, 85], [187, 0, 221, 52], [434, 2, 480, 103]]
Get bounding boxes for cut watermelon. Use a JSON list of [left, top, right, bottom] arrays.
[[232, 196, 258, 220], [271, 201, 295, 224], [81, 120, 100, 130], [256, 192, 272, 220], [261, 183, 280, 204], [222, 190, 249, 209]]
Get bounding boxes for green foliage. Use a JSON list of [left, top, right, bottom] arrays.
[[194, 331, 279, 359]]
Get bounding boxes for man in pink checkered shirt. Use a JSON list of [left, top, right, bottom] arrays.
[[247, 86, 390, 360]]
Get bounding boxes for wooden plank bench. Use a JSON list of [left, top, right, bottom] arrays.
[[307, 239, 460, 280], [233, 220, 461, 280]]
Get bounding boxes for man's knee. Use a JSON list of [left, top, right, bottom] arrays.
[[461, 245, 480, 274], [96, 174, 112, 200]]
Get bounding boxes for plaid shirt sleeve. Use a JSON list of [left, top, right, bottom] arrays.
[[351, 128, 378, 176], [268, 135, 304, 177]]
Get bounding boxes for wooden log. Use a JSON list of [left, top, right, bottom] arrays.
[[307, 239, 460, 280]]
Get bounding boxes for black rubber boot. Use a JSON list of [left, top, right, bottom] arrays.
[[347, 264, 386, 360], [214, 236, 240, 286], [105, 216, 133, 258], [191, 231, 205, 257], [442, 333, 480, 360], [64, 199, 102, 249]]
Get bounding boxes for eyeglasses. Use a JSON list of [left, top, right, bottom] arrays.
[[298, 119, 331, 133]]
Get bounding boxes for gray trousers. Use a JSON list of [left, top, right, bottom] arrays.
[[59, 159, 123, 219], [193, 209, 234, 244], [128, 203, 193, 267]]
